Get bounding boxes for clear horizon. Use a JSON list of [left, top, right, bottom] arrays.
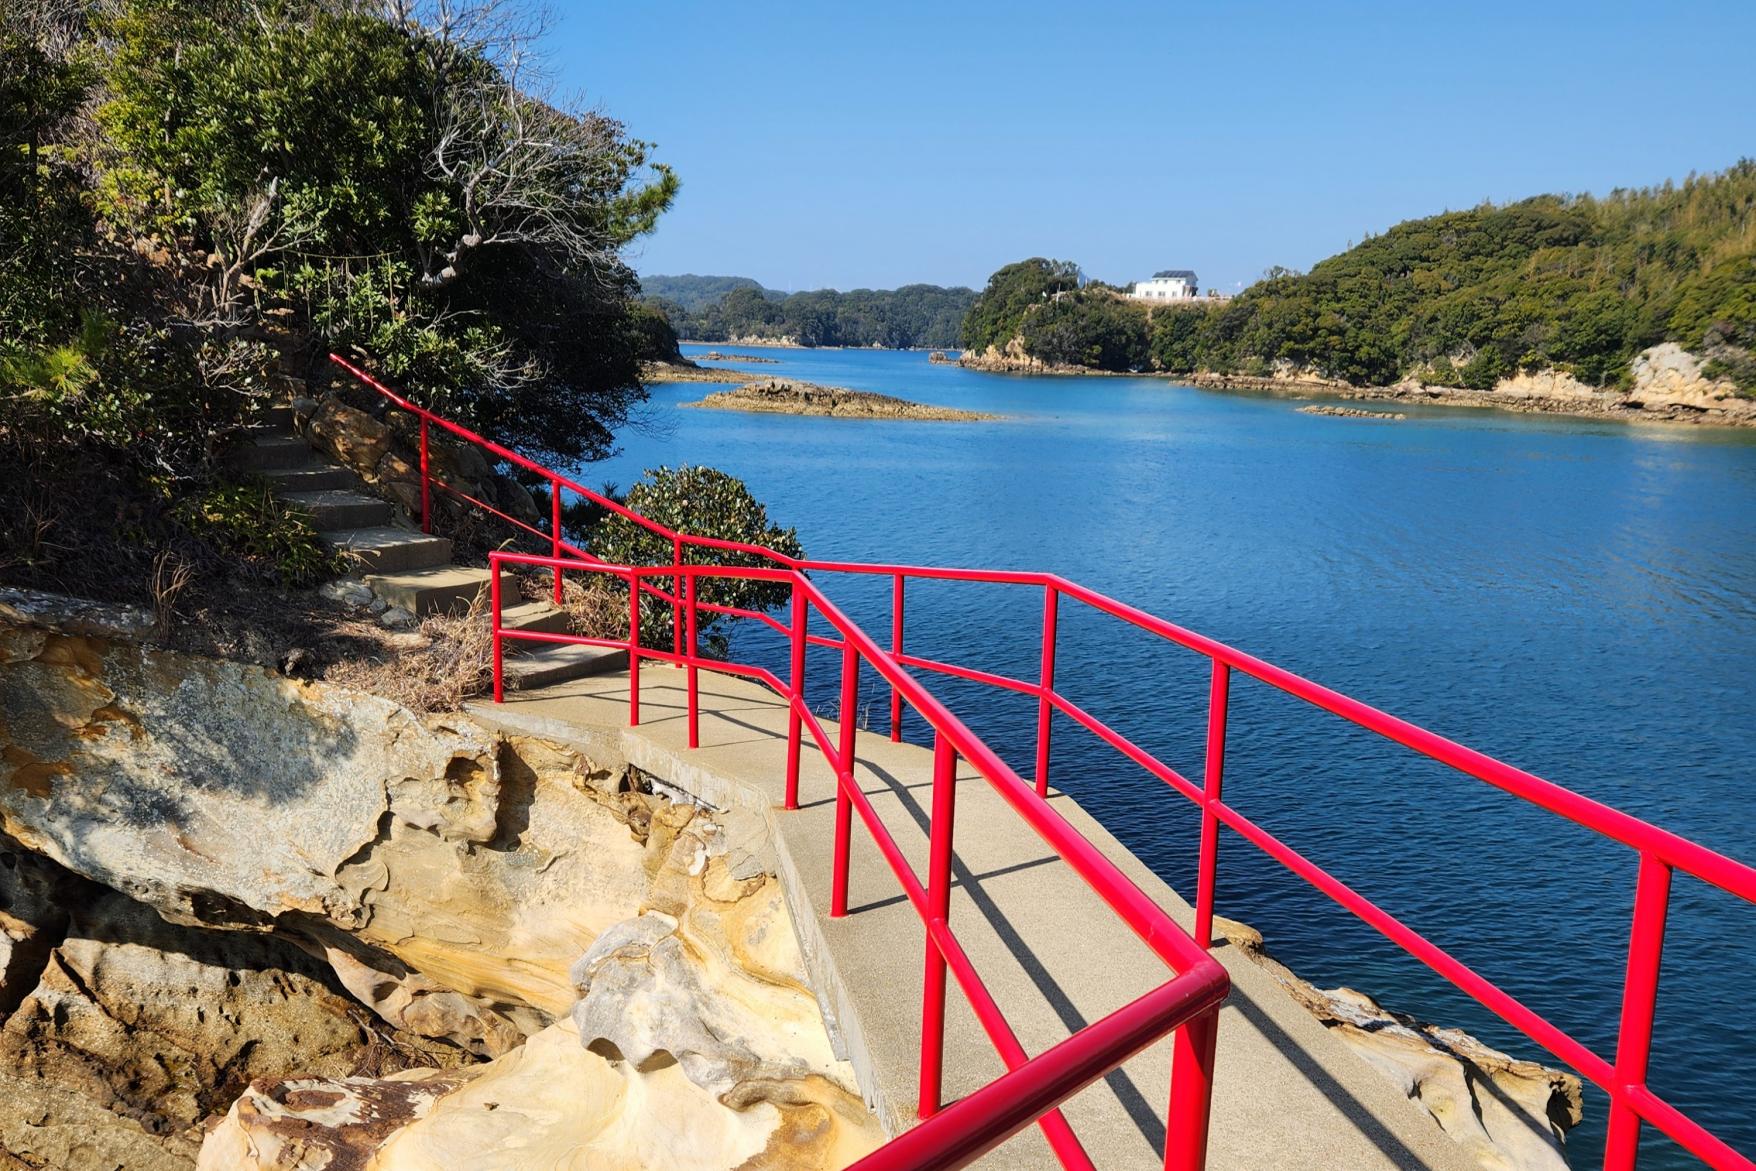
[[554, 0, 1755, 294]]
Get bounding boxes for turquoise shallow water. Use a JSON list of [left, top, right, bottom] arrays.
[[584, 345, 1756, 1168]]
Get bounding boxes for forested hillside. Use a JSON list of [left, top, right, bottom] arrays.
[[639, 274, 773, 312], [649, 281, 976, 349], [966, 165, 1756, 393]]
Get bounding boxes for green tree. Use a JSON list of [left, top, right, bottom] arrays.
[[960, 259, 1082, 353]]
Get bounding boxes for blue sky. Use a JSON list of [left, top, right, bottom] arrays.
[[552, 0, 1756, 294]]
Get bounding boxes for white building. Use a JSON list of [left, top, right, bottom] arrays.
[[1132, 269, 1199, 301]]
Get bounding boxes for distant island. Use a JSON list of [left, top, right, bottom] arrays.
[[687, 380, 998, 421], [954, 163, 1756, 427], [640, 274, 976, 350]]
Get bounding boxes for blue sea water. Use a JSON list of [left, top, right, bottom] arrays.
[[585, 345, 1756, 1169]]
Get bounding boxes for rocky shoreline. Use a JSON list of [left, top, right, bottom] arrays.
[[959, 342, 1756, 429], [686, 379, 999, 421]]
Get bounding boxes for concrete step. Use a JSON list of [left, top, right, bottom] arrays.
[[324, 526, 452, 573], [257, 403, 295, 429], [233, 435, 314, 471], [501, 600, 572, 636], [281, 488, 394, 530], [365, 564, 490, 614], [260, 464, 361, 493], [501, 643, 627, 690]]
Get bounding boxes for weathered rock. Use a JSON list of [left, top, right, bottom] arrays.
[[0, 629, 656, 1055], [318, 577, 376, 608], [0, 837, 87, 1015], [0, 587, 153, 641], [307, 396, 392, 471], [0, 892, 464, 1171], [378, 605, 417, 629], [1629, 341, 1752, 413], [1216, 918, 1582, 1171], [196, 1067, 479, 1171]]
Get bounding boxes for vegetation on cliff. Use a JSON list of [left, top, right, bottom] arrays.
[[647, 278, 976, 349], [966, 164, 1756, 392], [0, 0, 685, 604]]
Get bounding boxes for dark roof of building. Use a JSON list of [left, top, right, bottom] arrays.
[[1151, 269, 1199, 280]]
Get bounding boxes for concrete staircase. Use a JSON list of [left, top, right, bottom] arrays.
[[232, 402, 625, 690]]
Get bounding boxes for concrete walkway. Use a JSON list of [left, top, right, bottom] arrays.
[[467, 665, 1478, 1171]]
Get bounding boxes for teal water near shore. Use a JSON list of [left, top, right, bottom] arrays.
[[588, 344, 1756, 1168]]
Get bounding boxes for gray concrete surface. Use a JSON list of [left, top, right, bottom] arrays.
[[468, 665, 1478, 1171]]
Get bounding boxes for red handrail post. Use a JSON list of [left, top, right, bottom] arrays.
[[1165, 1007, 1219, 1171], [627, 570, 641, 727], [890, 573, 905, 742], [418, 417, 431, 534], [831, 642, 859, 918], [785, 582, 807, 810], [1034, 585, 1059, 797], [550, 480, 563, 605], [918, 732, 958, 1118], [1603, 852, 1674, 1171], [489, 556, 504, 703], [671, 538, 684, 659], [685, 571, 700, 750], [1193, 660, 1231, 949]]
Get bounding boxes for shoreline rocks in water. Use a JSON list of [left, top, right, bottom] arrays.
[[700, 350, 779, 363], [1299, 404, 1407, 420], [687, 379, 1000, 421], [642, 359, 763, 384], [1215, 917, 1583, 1171]]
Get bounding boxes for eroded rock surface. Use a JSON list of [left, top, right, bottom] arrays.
[[0, 611, 881, 1169], [1217, 917, 1582, 1171], [0, 888, 462, 1171]]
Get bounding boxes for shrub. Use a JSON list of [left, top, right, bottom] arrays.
[[590, 466, 803, 654]]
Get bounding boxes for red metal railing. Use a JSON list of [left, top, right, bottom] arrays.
[[330, 352, 1756, 1170]]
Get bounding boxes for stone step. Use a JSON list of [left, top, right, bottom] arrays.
[[233, 435, 314, 471], [280, 488, 394, 530], [260, 464, 361, 493], [324, 526, 452, 573], [364, 564, 491, 614], [500, 600, 572, 636], [257, 403, 295, 429], [501, 643, 628, 690]]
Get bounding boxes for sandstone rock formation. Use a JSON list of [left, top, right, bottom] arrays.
[[1216, 917, 1582, 1171], [0, 885, 461, 1171], [0, 600, 881, 1169]]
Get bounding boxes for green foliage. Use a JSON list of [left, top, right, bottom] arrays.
[[96, 0, 678, 463], [960, 259, 1081, 353], [173, 482, 345, 587], [639, 274, 773, 312], [653, 281, 976, 349], [1132, 163, 1756, 392], [1019, 293, 1150, 371], [590, 466, 803, 653]]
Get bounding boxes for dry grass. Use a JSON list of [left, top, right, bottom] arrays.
[[323, 590, 497, 713]]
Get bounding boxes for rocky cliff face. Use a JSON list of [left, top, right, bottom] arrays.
[[0, 597, 880, 1169]]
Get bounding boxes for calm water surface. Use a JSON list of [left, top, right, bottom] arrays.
[[586, 345, 1756, 1168]]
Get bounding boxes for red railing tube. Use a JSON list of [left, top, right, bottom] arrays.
[[1034, 585, 1058, 797], [1193, 660, 1230, 949], [489, 557, 504, 703], [550, 481, 564, 605], [685, 571, 700, 750], [1603, 852, 1674, 1170], [785, 583, 807, 810], [831, 642, 859, 918], [671, 538, 685, 658], [1164, 1006, 1220, 1171], [418, 417, 431, 534], [919, 732, 958, 1118], [890, 573, 905, 742], [627, 570, 641, 727]]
